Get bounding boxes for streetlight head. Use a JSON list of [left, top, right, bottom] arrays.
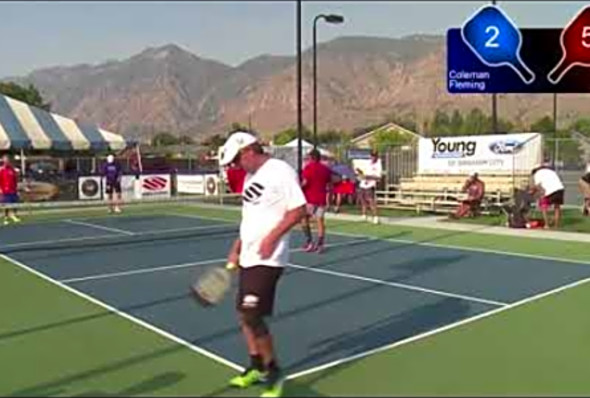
[[325, 14, 344, 24]]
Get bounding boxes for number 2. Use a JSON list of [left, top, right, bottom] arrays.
[[485, 25, 500, 48], [582, 26, 590, 48]]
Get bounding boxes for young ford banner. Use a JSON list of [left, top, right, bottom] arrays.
[[418, 133, 542, 174]]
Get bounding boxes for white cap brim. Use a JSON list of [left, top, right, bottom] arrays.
[[219, 132, 258, 166], [219, 146, 240, 166]]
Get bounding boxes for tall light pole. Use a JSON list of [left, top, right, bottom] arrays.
[[297, 0, 303, 179], [313, 13, 344, 149], [491, 0, 498, 133], [553, 93, 558, 167]]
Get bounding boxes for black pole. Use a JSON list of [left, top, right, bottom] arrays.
[[492, 0, 498, 133], [313, 17, 318, 149], [297, 0, 303, 180]]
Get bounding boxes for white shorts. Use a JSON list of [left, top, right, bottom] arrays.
[[306, 204, 326, 218]]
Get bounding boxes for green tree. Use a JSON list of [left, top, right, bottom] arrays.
[[178, 135, 195, 145], [430, 109, 452, 136], [318, 129, 350, 145], [272, 126, 312, 145], [151, 132, 179, 147], [201, 133, 226, 149], [449, 110, 464, 134], [530, 116, 554, 133], [228, 122, 251, 134], [0, 82, 51, 110], [370, 127, 414, 150], [570, 118, 590, 137], [383, 113, 419, 133], [462, 108, 490, 134]]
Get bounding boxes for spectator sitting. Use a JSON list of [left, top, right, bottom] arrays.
[[330, 163, 356, 213], [450, 172, 485, 219], [579, 165, 590, 216]]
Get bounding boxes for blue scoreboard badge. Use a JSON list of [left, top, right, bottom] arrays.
[[461, 5, 535, 84], [448, 4, 590, 93]]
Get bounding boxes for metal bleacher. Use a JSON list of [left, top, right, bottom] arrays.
[[376, 173, 531, 214]]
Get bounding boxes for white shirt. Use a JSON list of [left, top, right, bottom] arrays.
[[359, 159, 383, 189], [239, 158, 306, 268], [533, 168, 564, 196]]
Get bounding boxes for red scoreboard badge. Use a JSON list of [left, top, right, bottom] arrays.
[[548, 5, 590, 84]]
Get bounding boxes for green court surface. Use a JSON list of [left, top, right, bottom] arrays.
[[450, 207, 590, 234], [1, 202, 590, 396]]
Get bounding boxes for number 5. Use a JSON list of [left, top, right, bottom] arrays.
[[583, 26, 590, 48], [485, 26, 500, 48]]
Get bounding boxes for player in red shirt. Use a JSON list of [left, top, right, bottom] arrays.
[[301, 149, 333, 253], [0, 155, 21, 225]]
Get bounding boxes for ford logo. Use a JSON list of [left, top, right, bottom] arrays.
[[489, 139, 524, 155]]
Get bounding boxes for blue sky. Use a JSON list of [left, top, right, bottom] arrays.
[[0, 1, 588, 77]]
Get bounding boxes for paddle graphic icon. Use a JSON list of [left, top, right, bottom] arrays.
[[461, 5, 535, 84], [548, 5, 590, 84]]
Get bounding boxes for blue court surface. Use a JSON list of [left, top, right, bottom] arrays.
[[2, 213, 590, 376]]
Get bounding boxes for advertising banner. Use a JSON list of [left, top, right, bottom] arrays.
[[418, 133, 542, 174]]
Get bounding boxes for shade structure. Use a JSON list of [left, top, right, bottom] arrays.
[[0, 94, 130, 151], [282, 138, 333, 157]]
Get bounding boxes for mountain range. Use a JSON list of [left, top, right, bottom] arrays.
[[4, 35, 589, 141]]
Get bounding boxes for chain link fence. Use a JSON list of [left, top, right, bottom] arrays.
[[14, 135, 590, 212]]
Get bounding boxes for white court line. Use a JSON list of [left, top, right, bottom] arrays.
[[331, 229, 590, 266], [287, 262, 508, 307], [59, 258, 227, 283], [64, 219, 135, 236], [60, 238, 374, 284], [0, 223, 236, 250], [0, 233, 119, 249], [0, 253, 244, 373], [169, 211, 590, 266], [286, 273, 590, 380]]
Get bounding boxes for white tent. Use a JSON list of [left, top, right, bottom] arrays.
[[282, 139, 333, 157]]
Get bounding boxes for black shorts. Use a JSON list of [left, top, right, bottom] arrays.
[[105, 181, 122, 194], [546, 189, 564, 206], [236, 266, 283, 317]]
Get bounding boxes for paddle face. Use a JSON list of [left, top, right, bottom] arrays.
[[191, 267, 232, 307], [462, 5, 535, 84], [548, 6, 590, 84]]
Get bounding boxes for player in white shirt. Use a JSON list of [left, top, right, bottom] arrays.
[[531, 164, 565, 229], [219, 131, 306, 398], [356, 150, 383, 224]]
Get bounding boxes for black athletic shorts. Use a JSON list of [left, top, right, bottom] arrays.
[[105, 181, 122, 194], [546, 189, 565, 206], [236, 266, 283, 317]]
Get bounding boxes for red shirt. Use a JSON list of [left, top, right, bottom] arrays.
[[226, 166, 247, 194], [0, 165, 18, 194], [466, 180, 484, 200], [302, 160, 332, 206]]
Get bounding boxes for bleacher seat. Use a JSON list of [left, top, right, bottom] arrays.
[[377, 173, 530, 214]]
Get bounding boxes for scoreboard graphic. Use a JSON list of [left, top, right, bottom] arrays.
[[448, 5, 590, 93]]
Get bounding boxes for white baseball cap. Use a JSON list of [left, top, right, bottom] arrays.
[[107, 154, 114, 163], [219, 131, 258, 166]]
